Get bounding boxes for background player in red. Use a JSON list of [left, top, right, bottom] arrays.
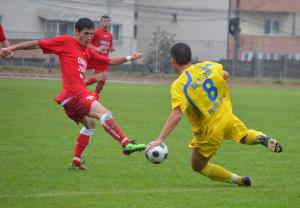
[[0, 24, 12, 57], [85, 15, 116, 96], [0, 18, 146, 170]]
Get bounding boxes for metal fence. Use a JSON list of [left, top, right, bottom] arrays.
[[1, 33, 300, 79]]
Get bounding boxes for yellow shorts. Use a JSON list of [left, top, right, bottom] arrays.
[[188, 115, 247, 158]]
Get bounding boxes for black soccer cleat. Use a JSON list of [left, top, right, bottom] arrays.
[[240, 176, 252, 186], [257, 135, 283, 153]]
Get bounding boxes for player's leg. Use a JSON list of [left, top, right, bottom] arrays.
[[225, 115, 282, 152], [191, 150, 251, 186], [95, 71, 107, 95], [88, 100, 146, 154], [69, 116, 97, 170], [240, 130, 283, 153]]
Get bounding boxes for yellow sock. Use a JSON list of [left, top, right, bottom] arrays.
[[244, 129, 262, 145], [200, 163, 242, 184]]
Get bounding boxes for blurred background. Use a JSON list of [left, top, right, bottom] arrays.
[[1, 0, 300, 79]]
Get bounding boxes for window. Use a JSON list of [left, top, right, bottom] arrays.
[[44, 20, 74, 38], [110, 24, 121, 41], [243, 52, 253, 61], [172, 13, 177, 23], [288, 54, 296, 60], [0, 15, 2, 24], [262, 53, 270, 60], [264, 19, 280, 35], [134, 11, 138, 19]]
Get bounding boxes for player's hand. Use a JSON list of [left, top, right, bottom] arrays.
[[0, 47, 13, 58], [130, 52, 142, 61], [145, 139, 162, 152]]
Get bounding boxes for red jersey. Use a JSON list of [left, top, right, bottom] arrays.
[[0, 24, 7, 42], [89, 27, 113, 71], [38, 35, 109, 102]]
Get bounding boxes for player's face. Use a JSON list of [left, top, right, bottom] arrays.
[[101, 18, 110, 30], [76, 28, 94, 46]]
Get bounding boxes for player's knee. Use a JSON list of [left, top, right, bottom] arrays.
[[99, 112, 113, 125], [88, 120, 97, 129], [191, 162, 206, 172]]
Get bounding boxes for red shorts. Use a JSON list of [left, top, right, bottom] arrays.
[[57, 91, 98, 124]]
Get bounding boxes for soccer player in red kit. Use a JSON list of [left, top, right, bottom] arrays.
[[85, 15, 115, 96], [0, 18, 146, 170]]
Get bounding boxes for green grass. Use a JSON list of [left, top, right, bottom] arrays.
[[0, 79, 299, 208]]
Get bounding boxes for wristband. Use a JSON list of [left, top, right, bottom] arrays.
[[126, 56, 132, 61]]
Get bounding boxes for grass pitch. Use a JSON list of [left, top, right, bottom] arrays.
[[0, 79, 299, 208]]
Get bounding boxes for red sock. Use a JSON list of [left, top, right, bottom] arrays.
[[95, 80, 106, 94], [85, 77, 97, 86], [72, 128, 94, 165], [101, 116, 130, 147]]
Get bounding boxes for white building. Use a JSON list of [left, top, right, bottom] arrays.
[[135, 0, 229, 61], [0, 0, 136, 58], [0, 0, 229, 62]]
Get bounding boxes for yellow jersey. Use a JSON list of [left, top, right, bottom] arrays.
[[171, 61, 233, 137]]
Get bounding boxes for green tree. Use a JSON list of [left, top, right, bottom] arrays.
[[144, 27, 176, 74]]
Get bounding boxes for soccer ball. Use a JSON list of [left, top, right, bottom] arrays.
[[145, 142, 168, 164]]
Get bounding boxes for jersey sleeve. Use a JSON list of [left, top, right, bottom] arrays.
[[210, 62, 224, 78], [171, 81, 188, 112], [38, 35, 67, 54], [0, 24, 6, 42], [86, 47, 109, 69]]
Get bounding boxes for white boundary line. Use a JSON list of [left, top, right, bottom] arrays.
[[0, 188, 204, 199]]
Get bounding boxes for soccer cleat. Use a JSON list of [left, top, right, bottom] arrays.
[[240, 176, 252, 186], [257, 135, 283, 153], [123, 140, 147, 155], [68, 160, 86, 170]]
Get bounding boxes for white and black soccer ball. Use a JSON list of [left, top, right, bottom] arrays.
[[145, 142, 168, 164]]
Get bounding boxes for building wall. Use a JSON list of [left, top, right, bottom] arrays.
[[229, 0, 300, 60], [136, 0, 229, 61], [241, 12, 294, 36], [0, 0, 136, 57]]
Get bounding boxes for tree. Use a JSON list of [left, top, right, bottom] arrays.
[[144, 27, 176, 74]]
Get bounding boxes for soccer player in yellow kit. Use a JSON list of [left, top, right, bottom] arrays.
[[146, 43, 283, 186]]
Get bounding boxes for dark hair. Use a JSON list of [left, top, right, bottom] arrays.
[[75, 18, 94, 32], [101, 15, 110, 21], [170, 43, 192, 65]]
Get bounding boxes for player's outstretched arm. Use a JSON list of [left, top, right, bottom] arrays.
[[109, 52, 142, 65], [10, 40, 40, 51], [1, 40, 40, 58], [145, 107, 182, 152]]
